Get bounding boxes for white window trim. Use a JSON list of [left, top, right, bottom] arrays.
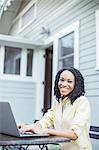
[[57, 21, 79, 69], [44, 21, 79, 100], [0, 45, 5, 75], [96, 9, 99, 70], [45, 21, 79, 80], [0, 34, 41, 81], [0, 46, 34, 81], [12, 0, 37, 33], [21, 48, 27, 77]]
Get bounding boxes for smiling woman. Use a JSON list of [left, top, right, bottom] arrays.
[[19, 67, 92, 150]]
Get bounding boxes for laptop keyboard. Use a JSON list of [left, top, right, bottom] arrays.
[[19, 131, 33, 135]]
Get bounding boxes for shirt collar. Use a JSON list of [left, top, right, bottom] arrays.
[[59, 97, 71, 105]]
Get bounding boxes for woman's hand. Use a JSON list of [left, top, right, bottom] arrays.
[[17, 124, 34, 133], [17, 122, 42, 133]]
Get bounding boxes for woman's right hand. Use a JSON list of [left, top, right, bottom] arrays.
[[17, 122, 42, 133], [17, 124, 34, 133]]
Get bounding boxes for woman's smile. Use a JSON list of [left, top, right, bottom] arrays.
[[58, 70, 75, 96]]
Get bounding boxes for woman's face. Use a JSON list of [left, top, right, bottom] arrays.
[[58, 70, 75, 97]]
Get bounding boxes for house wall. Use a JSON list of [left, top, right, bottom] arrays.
[[12, 0, 99, 121], [0, 80, 36, 124], [10, 0, 99, 122]]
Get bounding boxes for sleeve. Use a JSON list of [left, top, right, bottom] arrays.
[[70, 96, 91, 137], [39, 101, 56, 128]]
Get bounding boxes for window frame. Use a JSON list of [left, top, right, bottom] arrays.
[[0, 45, 34, 81], [58, 32, 74, 69], [13, 0, 37, 33], [4, 46, 22, 75], [96, 9, 99, 70], [57, 21, 79, 69]]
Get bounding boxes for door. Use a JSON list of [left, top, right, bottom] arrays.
[[42, 46, 53, 114]]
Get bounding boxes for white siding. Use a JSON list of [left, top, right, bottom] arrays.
[[0, 80, 36, 123]]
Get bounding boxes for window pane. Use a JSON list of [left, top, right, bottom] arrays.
[[59, 56, 74, 69], [63, 56, 74, 67], [60, 32, 74, 56], [22, 4, 35, 27], [59, 32, 74, 68], [26, 49, 33, 76], [4, 47, 21, 74]]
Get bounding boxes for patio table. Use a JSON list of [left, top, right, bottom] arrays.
[[0, 134, 70, 150]]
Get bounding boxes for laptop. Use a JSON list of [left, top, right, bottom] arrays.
[[0, 102, 49, 137]]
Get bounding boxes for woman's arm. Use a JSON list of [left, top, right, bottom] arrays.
[[39, 128, 78, 140], [18, 122, 77, 140]]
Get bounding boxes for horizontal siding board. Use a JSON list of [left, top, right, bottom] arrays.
[[0, 81, 36, 99], [80, 42, 96, 53], [80, 60, 95, 69], [80, 54, 95, 64], [0, 93, 35, 98], [0, 80, 35, 89], [80, 31, 96, 45], [81, 68, 97, 76], [0, 87, 35, 94], [0, 80, 36, 123], [87, 96, 99, 101], [80, 20, 95, 33], [86, 89, 99, 96], [80, 47, 95, 57], [85, 74, 99, 82], [37, 0, 66, 17], [80, 25, 95, 39], [80, 25, 95, 40], [79, 3, 99, 21], [80, 39, 96, 50], [80, 12, 95, 25], [85, 82, 99, 90]]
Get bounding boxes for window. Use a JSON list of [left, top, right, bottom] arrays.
[[57, 21, 79, 70], [22, 4, 35, 27], [18, 0, 37, 32], [26, 49, 33, 76], [4, 46, 21, 75], [96, 9, 99, 70], [58, 32, 74, 68], [0, 45, 34, 78]]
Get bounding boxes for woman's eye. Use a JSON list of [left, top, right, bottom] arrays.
[[59, 78, 64, 81], [68, 80, 73, 83]]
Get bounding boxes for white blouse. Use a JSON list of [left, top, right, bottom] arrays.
[[39, 96, 92, 150]]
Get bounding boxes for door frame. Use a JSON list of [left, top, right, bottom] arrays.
[[42, 46, 53, 114]]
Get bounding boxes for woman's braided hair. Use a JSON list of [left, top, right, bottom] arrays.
[[54, 67, 85, 104]]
